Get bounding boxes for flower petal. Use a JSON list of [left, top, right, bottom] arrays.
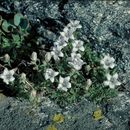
[[3, 78, 9, 85], [10, 76, 15, 82], [10, 69, 15, 75], [80, 46, 85, 51], [113, 73, 118, 79], [104, 81, 110, 86], [115, 81, 121, 86], [111, 57, 115, 62], [74, 64, 81, 70], [67, 83, 71, 88], [110, 63, 115, 69], [58, 84, 68, 92], [54, 72, 59, 76], [65, 76, 70, 81], [72, 48, 78, 52], [45, 73, 49, 80], [59, 52, 64, 57], [3, 68, 9, 75], [0, 74, 5, 79], [109, 83, 115, 89], [103, 65, 109, 69], [106, 73, 111, 80], [50, 77, 54, 83], [100, 59, 105, 65], [59, 76, 64, 84]]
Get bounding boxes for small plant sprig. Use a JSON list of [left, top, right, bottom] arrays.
[[0, 19, 121, 107]]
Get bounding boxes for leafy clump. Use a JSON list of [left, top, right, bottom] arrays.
[[0, 13, 30, 49], [0, 15, 121, 107]]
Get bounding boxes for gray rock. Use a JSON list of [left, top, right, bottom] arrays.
[[0, 0, 130, 130]]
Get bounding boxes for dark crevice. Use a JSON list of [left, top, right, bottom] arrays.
[[58, 0, 69, 15], [58, 0, 70, 25], [0, 84, 17, 97], [0, 11, 14, 20], [38, 17, 65, 35]]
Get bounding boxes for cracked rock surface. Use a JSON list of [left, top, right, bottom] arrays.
[[0, 0, 130, 130]]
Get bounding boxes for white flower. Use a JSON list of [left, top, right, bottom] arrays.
[[67, 20, 82, 31], [51, 46, 64, 61], [60, 27, 75, 42], [104, 73, 121, 89], [44, 68, 59, 83], [54, 36, 68, 50], [100, 54, 115, 69], [31, 52, 37, 62], [68, 53, 86, 70], [71, 52, 82, 59], [72, 40, 85, 52], [58, 76, 71, 92], [45, 52, 52, 62], [0, 68, 15, 84]]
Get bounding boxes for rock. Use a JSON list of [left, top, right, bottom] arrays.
[[0, 93, 7, 101], [0, 0, 130, 130], [64, 0, 130, 91]]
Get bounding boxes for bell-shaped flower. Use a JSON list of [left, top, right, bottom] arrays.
[[72, 40, 85, 52], [60, 27, 75, 42], [57, 76, 71, 92], [54, 36, 68, 50], [0, 68, 15, 84], [100, 54, 115, 69], [67, 20, 82, 31], [51, 46, 64, 61], [104, 73, 121, 89], [44, 68, 59, 83], [68, 53, 86, 70]]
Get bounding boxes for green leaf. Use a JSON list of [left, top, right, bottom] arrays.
[[12, 34, 20, 42], [14, 13, 23, 26], [0, 15, 3, 25], [2, 20, 10, 32], [2, 37, 10, 48], [12, 34, 21, 47], [19, 18, 29, 30]]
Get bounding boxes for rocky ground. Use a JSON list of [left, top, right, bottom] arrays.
[[0, 0, 130, 130]]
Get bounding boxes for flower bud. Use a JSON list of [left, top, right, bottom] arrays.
[[40, 45, 45, 49], [4, 54, 10, 63], [86, 79, 92, 91], [30, 89, 37, 100], [20, 73, 26, 83], [31, 89, 37, 97], [31, 52, 37, 62], [45, 52, 52, 62], [85, 65, 91, 72]]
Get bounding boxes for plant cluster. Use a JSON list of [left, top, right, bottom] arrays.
[[0, 13, 121, 107], [0, 13, 30, 49]]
